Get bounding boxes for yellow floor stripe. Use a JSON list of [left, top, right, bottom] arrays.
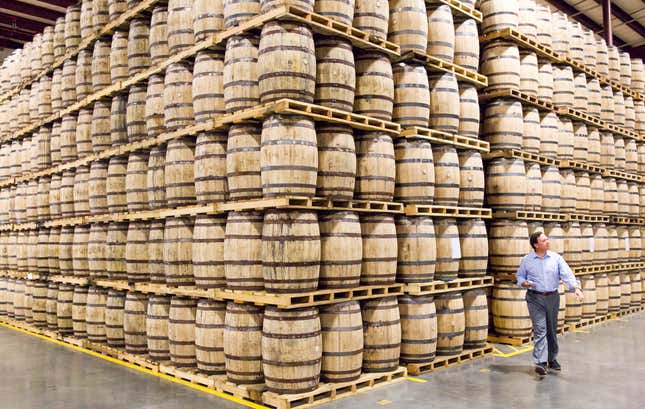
[[405, 376, 427, 383], [0, 322, 268, 409]]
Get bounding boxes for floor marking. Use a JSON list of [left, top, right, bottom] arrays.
[[405, 376, 427, 383], [479, 368, 491, 373], [377, 399, 392, 405], [571, 329, 590, 334], [0, 322, 269, 409], [493, 346, 533, 358]]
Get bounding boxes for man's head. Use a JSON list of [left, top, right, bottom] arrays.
[[530, 231, 549, 252]]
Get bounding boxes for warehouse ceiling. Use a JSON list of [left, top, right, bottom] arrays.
[[0, 0, 76, 50]]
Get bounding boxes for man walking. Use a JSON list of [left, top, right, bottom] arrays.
[[516, 231, 584, 376]]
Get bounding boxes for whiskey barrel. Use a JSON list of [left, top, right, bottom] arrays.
[[110, 30, 129, 83], [223, 0, 260, 28], [518, 0, 537, 38], [629, 272, 642, 306], [618, 179, 630, 215], [109, 0, 127, 21], [262, 210, 320, 293], [580, 223, 594, 264], [553, 65, 574, 107], [425, 4, 453, 61], [195, 299, 226, 374], [126, 221, 150, 283], [595, 274, 609, 316], [226, 123, 262, 200], [164, 62, 194, 130], [394, 138, 434, 204], [193, 50, 225, 123], [541, 165, 561, 213], [590, 175, 605, 215], [149, 221, 166, 284], [72, 225, 90, 278], [145, 74, 165, 137], [64, 4, 81, 51], [37, 229, 50, 274], [572, 122, 588, 162], [124, 292, 148, 355], [429, 72, 460, 133], [455, 18, 479, 71], [398, 294, 436, 363], [147, 145, 167, 209], [319, 212, 362, 288], [91, 99, 111, 153], [150, 6, 169, 65], [60, 114, 77, 162], [458, 219, 488, 278], [314, 38, 355, 112], [224, 211, 264, 290], [86, 287, 108, 343], [608, 46, 621, 82], [167, 0, 195, 54], [434, 218, 461, 282], [482, 99, 523, 150], [615, 137, 626, 172], [607, 273, 621, 312], [481, 41, 520, 92], [89, 160, 108, 215], [58, 226, 74, 276], [51, 69, 62, 112], [319, 301, 363, 382], [223, 35, 260, 113], [164, 216, 195, 286], [146, 295, 170, 361], [31, 281, 48, 327], [126, 85, 148, 143], [526, 163, 542, 211], [387, 0, 427, 54], [632, 58, 645, 93], [224, 302, 264, 384], [262, 306, 322, 394], [463, 289, 488, 349], [128, 19, 150, 75], [480, 0, 518, 34], [563, 222, 583, 266], [485, 157, 527, 211], [600, 132, 616, 168], [56, 284, 74, 335], [168, 296, 197, 367], [459, 83, 480, 140], [126, 151, 149, 212], [540, 112, 559, 158], [76, 109, 93, 158], [192, 214, 226, 289], [435, 292, 465, 355], [601, 85, 614, 122], [316, 124, 356, 200], [194, 0, 224, 41], [395, 216, 436, 284], [107, 155, 128, 213], [106, 222, 128, 281], [580, 276, 597, 320], [458, 150, 484, 208], [489, 220, 529, 271], [354, 51, 394, 120], [362, 297, 401, 372], [575, 171, 591, 213], [392, 63, 429, 128], [629, 227, 642, 263], [355, 132, 396, 201], [46, 282, 59, 330], [315, 0, 354, 25], [361, 214, 397, 285], [607, 225, 618, 264], [13, 280, 26, 321], [48, 228, 61, 275], [614, 92, 626, 128], [573, 72, 588, 112], [491, 283, 531, 336], [165, 137, 196, 206], [92, 40, 111, 92], [552, 13, 569, 57], [353, 0, 388, 39], [432, 146, 459, 207], [587, 78, 602, 117], [260, 115, 318, 197], [625, 98, 636, 132], [519, 51, 539, 96], [75, 50, 92, 101], [111, 93, 127, 146]]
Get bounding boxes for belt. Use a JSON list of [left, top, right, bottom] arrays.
[[528, 290, 558, 296]]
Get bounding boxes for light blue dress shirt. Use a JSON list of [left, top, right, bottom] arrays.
[[516, 251, 579, 292]]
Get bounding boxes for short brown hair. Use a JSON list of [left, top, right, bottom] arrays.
[[530, 231, 543, 250]]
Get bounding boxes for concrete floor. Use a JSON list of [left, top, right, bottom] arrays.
[[1, 311, 643, 409]]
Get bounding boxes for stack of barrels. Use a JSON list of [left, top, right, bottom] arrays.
[[481, 0, 645, 337]]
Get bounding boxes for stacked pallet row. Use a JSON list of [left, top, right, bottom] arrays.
[[479, 0, 644, 341], [0, 0, 497, 404]]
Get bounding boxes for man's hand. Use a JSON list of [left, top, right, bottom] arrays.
[[521, 281, 534, 288], [574, 287, 584, 301]]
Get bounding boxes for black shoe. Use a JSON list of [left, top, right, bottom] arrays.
[[535, 363, 548, 376], [548, 360, 561, 371]]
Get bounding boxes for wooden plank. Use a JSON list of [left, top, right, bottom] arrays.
[[405, 344, 494, 375], [400, 126, 490, 153], [559, 159, 603, 175], [427, 0, 482, 22], [214, 379, 266, 403], [483, 149, 559, 167], [404, 205, 492, 219], [492, 210, 568, 222], [403, 276, 494, 296], [478, 88, 554, 112], [395, 50, 487, 88]]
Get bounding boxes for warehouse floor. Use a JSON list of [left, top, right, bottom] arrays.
[[1, 312, 643, 409]]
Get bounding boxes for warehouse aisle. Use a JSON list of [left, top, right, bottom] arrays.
[[1, 311, 643, 409]]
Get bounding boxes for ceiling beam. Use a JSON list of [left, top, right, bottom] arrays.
[[0, 2, 60, 25], [0, 23, 38, 35], [0, 12, 48, 33], [0, 37, 25, 49], [0, 27, 33, 43], [591, 0, 645, 40], [12, 1, 66, 14], [0, 35, 27, 45]]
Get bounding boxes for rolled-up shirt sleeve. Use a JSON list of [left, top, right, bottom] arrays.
[[557, 254, 579, 291], [516, 256, 527, 287]]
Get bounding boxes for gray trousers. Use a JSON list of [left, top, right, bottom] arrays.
[[526, 291, 559, 364]]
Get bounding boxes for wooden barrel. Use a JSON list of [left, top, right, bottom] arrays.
[[630, 271, 642, 306], [110, 30, 129, 83], [575, 171, 591, 213], [590, 175, 605, 215], [194, 300, 226, 375], [607, 273, 621, 312], [46, 282, 59, 330], [31, 281, 48, 327], [425, 4, 453, 61], [607, 225, 619, 264], [223, 0, 260, 28], [525, 162, 541, 211], [147, 145, 167, 208], [572, 122, 588, 162], [625, 97, 636, 132], [125, 221, 150, 284], [72, 225, 90, 278], [111, 93, 128, 146], [428, 72, 460, 133], [398, 295, 436, 364], [41, 26, 55, 67], [13, 280, 26, 321], [145, 74, 166, 138], [394, 138, 434, 204], [459, 83, 480, 140], [125, 151, 149, 212], [126, 85, 147, 143], [224, 211, 264, 290], [315, 0, 354, 25], [387, 0, 427, 54], [614, 92, 626, 128], [435, 292, 465, 355], [481, 41, 520, 92], [480, 0, 518, 34], [106, 222, 128, 281], [314, 38, 355, 112], [489, 220, 529, 271], [432, 146, 459, 207], [565, 290, 582, 324], [36, 177, 51, 222], [587, 77, 602, 117], [434, 218, 460, 282], [58, 226, 74, 276], [93, 0, 109, 29], [355, 132, 395, 201], [168, 297, 196, 367], [167, 0, 194, 54], [392, 63, 429, 128], [537, 59, 554, 103], [600, 132, 616, 168], [395, 216, 436, 284], [56, 284, 74, 335], [620, 274, 633, 309], [127, 19, 150, 75], [107, 155, 127, 213], [573, 72, 588, 112], [92, 40, 112, 92], [353, 0, 388, 39], [632, 58, 645, 93], [316, 124, 356, 200], [629, 227, 642, 263], [455, 18, 479, 72], [149, 221, 166, 284], [361, 214, 397, 285], [64, 4, 81, 51], [164, 62, 194, 130], [51, 69, 63, 112], [262, 210, 320, 293], [262, 306, 322, 394], [608, 46, 621, 82], [615, 137, 626, 172], [193, 214, 226, 289], [522, 106, 540, 154], [146, 295, 170, 360], [91, 99, 111, 153], [48, 228, 61, 275], [551, 13, 569, 57], [540, 112, 559, 158], [193, 50, 225, 123], [89, 160, 108, 215], [563, 222, 583, 266], [226, 123, 262, 200], [109, 0, 127, 21], [618, 180, 630, 215], [76, 108, 93, 159], [595, 274, 609, 316], [319, 212, 362, 288], [75, 50, 92, 101], [541, 165, 561, 212], [165, 137, 196, 206], [580, 276, 597, 320], [60, 114, 77, 162], [123, 292, 148, 354], [518, 0, 537, 38], [544, 222, 565, 257], [224, 302, 264, 384], [257, 22, 315, 103], [86, 287, 107, 343], [149, 6, 169, 66], [319, 301, 363, 382], [194, 0, 224, 41], [601, 85, 614, 123], [491, 283, 531, 336], [164, 216, 194, 286], [260, 115, 318, 197], [519, 51, 538, 96], [485, 158, 526, 211], [458, 219, 488, 279], [463, 289, 488, 349], [223, 35, 260, 113], [362, 297, 401, 372], [72, 286, 88, 339], [482, 99, 523, 151], [553, 65, 574, 107], [579, 223, 594, 264], [354, 51, 394, 121]]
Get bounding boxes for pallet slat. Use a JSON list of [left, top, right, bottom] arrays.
[[406, 345, 494, 375]]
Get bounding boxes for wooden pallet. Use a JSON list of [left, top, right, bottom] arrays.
[[610, 305, 644, 319], [399, 126, 490, 153], [480, 28, 560, 60], [567, 213, 611, 223], [214, 379, 266, 403], [609, 216, 644, 225], [118, 352, 161, 372], [403, 276, 494, 296], [261, 367, 407, 409], [405, 344, 494, 375], [85, 341, 121, 358], [158, 364, 219, 388], [217, 196, 405, 214], [568, 314, 609, 331], [404, 204, 492, 218], [396, 50, 488, 88], [483, 149, 559, 167], [49, 276, 90, 286], [602, 168, 643, 183], [559, 159, 603, 175], [479, 88, 554, 112], [427, 0, 482, 22], [492, 210, 568, 222]]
